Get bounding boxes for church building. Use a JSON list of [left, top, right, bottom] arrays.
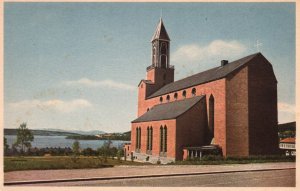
[[125, 18, 279, 163]]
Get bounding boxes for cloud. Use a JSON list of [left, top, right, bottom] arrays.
[[64, 78, 136, 91], [278, 102, 295, 113], [9, 99, 92, 113], [172, 40, 247, 65]]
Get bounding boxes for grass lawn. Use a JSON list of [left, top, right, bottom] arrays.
[[4, 155, 295, 172], [4, 156, 147, 172], [173, 155, 296, 165]]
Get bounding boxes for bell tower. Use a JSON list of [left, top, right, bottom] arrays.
[[146, 18, 174, 90], [137, 18, 175, 116], [151, 18, 170, 68]]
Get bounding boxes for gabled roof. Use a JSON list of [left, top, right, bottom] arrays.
[[148, 52, 265, 99], [138, 79, 153, 87], [132, 96, 204, 123], [280, 137, 295, 144], [151, 18, 170, 42]]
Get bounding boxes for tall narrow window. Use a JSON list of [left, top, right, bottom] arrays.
[[147, 127, 149, 150], [209, 95, 215, 138], [183, 90, 186, 98], [160, 126, 163, 152], [160, 43, 167, 68], [138, 127, 141, 149], [164, 126, 167, 152], [136, 127, 138, 149], [150, 127, 153, 150], [160, 55, 167, 68]]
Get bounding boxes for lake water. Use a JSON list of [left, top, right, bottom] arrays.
[[5, 135, 130, 150]]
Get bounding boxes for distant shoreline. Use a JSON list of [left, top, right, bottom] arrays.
[[4, 128, 131, 141], [65, 134, 130, 141], [4, 128, 80, 137]]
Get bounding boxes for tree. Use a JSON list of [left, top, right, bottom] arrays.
[[97, 139, 112, 162], [71, 140, 80, 163], [4, 137, 9, 156], [82, 147, 95, 156], [72, 140, 80, 154], [117, 149, 124, 161], [13, 123, 34, 154]]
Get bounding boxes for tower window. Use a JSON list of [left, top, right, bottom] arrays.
[[166, 95, 170, 102], [182, 90, 186, 98], [174, 93, 178, 100], [161, 42, 167, 54], [160, 55, 167, 69], [192, 88, 196, 96], [160, 97, 163, 103]]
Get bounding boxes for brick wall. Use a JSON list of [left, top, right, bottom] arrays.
[[248, 56, 279, 155], [176, 97, 208, 160], [226, 66, 249, 156], [137, 79, 227, 155], [131, 119, 176, 158]]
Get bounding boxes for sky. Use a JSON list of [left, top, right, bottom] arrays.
[[4, 2, 295, 133]]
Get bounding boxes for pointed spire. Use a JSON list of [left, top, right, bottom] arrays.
[[151, 18, 170, 42]]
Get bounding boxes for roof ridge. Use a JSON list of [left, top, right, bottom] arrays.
[[132, 95, 205, 123], [147, 52, 261, 99]]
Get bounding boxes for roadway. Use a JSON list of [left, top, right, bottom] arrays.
[[18, 168, 295, 187], [4, 162, 296, 187]]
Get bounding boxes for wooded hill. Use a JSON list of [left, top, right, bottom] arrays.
[[4, 129, 80, 136]]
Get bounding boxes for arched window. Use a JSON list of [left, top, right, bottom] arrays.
[[147, 108, 149, 112], [174, 93, 178, 100], [209, 95, 215, 139], [160, 126, 163, 152], [192, 88, 196, 96], [166, 95, 170, 102], [161, 42, 167, 54], [160, 97, 163, 103], [182, 90, 186, 98], [152, 46, 156, 66], [164, 126, 167, 152]]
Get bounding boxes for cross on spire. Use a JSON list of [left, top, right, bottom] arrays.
[[254, 40, 263, 52]]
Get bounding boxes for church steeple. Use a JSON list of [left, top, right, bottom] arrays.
[[151, 18, 170, 42], [151, 18, 170, 69], [139, 18, 174, 105]]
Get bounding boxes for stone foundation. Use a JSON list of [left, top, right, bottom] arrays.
[[132, 152, 175, 164]]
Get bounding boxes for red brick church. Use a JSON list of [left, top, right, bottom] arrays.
[[124, 19, 279, 163]]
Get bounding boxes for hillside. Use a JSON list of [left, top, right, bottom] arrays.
[[278, 122, 296, 132], [4, 129, 81, 136]]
